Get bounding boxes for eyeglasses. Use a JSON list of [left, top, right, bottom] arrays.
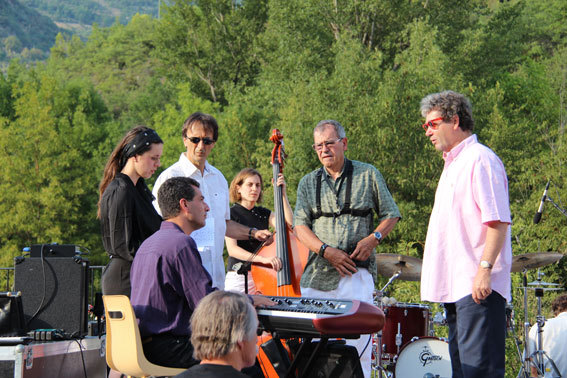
[[421, 117, 444, 131], [312, 138, 343, 151], [186, 136, 215, 145]]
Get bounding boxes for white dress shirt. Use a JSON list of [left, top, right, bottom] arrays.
[[152, 153, 229, 290]]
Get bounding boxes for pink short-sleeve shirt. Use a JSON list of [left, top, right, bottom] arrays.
[[421, 135, 512, 303]]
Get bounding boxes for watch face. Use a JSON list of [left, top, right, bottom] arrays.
[[374, 231, 382, 241]]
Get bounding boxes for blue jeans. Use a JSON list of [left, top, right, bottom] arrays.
[[444, 292, 506, 378]]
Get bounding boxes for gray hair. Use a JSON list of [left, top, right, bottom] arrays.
[[314, 119, 347, 139], [420, 90, 474, 131], [190, 291, 258, 360]]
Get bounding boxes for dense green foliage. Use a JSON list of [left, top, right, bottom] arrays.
[[1, 1, 567, 375]]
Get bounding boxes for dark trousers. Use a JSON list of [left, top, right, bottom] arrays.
[[142, 333, 200, 368], [444, 292, 506, 378], [101, 257, 132, 296]]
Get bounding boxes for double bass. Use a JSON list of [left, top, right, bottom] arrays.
[[251, 129, 310, 377]]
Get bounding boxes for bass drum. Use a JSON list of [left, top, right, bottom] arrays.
[[394, 337, 451, 378]]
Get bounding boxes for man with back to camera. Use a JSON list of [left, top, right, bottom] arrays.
[[419, 90, 512, 378], [175, 290, 259, 378], [130, 176, 274, 368], [527, 294, 567, 377], [152, 112, 271, 290], [294, 119, 401, 378]]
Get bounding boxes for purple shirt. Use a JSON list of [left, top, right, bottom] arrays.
[[421, 135, 512, 303], [130, 221, 215, 338]]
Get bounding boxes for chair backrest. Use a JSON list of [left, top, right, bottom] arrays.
[[102, 295, 186, 377]]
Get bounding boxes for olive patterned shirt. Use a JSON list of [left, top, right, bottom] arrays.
[[294, 159, 401, 291]]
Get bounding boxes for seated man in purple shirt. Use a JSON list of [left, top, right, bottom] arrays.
[[130, 176, 273, 368]]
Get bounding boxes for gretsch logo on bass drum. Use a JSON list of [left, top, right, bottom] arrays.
[[419, 345, 443, 367]]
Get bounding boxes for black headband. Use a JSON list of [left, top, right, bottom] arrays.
[[121, 129, 162, 168]]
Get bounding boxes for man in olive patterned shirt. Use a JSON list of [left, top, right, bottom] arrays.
[[294, 119, 400, 378]]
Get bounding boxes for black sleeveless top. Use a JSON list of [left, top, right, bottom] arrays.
[[226, 203, 270, 272]]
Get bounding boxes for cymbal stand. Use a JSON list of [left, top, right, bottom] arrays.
[[371, 271, 401, 378], [519, 269, 531, 378], [518, 271, 562, 378], [381, 271, 401, 293]]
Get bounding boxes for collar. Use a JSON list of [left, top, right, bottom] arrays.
[[322, 157, 347, 179], [116, 172, 145, 188], [443, 134, 478, 165], [160, 220, 184, 233], [178, 153, 212, 176]]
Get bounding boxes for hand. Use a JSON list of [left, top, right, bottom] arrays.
[[349, 234, 378, 261], [261, 256, 282, 271], [273, 173, 287, 191], [252, 295, 277, 308], [262, 234, 274, 246], [253, 229, 272, 242], [325, 247, 357, 277], [472, 268, 492, 304]]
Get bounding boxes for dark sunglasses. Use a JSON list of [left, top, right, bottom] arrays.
[[186, 136, 215, 145]]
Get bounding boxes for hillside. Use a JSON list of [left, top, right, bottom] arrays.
[[0, 0, 60, 62], [20, 0, 159, 32]]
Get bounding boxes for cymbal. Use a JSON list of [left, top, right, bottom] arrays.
[[511, 252, 563, 273], [527, 280, 561, 286], [376, 253, 422, 281]]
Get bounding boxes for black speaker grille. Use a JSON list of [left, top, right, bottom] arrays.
[[14, 258, 89, 336]]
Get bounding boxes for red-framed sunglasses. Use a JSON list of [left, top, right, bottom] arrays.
[[421, 117, 444, 131]]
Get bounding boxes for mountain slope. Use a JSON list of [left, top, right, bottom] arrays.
[[0, 0, 60, 53]]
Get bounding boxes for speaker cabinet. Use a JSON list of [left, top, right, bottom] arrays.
[[292, 341, 363, 378], [14, 257, 89, 336]]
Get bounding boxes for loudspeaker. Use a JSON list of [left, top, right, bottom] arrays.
[[14, 257, 89, 336], [0, 292, 25, 336], [292, 340, 363, 378], [30, 244, 79, 258]]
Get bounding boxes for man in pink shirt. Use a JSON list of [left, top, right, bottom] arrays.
[[420, 90, 512, 378]]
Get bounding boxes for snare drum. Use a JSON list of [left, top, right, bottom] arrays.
[[394, 337, 451, 378], [381, 303, 430, 358]]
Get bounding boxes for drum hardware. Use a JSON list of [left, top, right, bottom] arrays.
[[371, 270, 402, 378], [432, 311, 446, 327], [372, 254, 424, 377], [376, 253, 422, 282], [517, 269, 563, 378]]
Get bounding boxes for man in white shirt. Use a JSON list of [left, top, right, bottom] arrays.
[[153, 112, 271, 289], [527, 294, 567, 378]]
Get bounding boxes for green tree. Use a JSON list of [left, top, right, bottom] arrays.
[[0, 67, 110, 266], [155, 0, 268, 103]]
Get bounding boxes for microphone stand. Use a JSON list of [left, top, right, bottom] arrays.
[[545, 194, 567, 218]]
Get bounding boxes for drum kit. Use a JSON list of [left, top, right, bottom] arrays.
[[371, 251, 564, 378]]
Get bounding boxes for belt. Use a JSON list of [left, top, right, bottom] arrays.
[[342, 247, 371, 268], [354, 259, 370, 269]]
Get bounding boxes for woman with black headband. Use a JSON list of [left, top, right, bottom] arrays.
[[98, 126, 163, 296]]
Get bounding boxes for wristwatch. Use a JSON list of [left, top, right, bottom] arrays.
[[373, 231, 383, 244], [479, 260, 493, 269], [319, 243, 329, 258]]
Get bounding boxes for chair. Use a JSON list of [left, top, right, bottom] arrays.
[[103, 295, 186, 378]]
